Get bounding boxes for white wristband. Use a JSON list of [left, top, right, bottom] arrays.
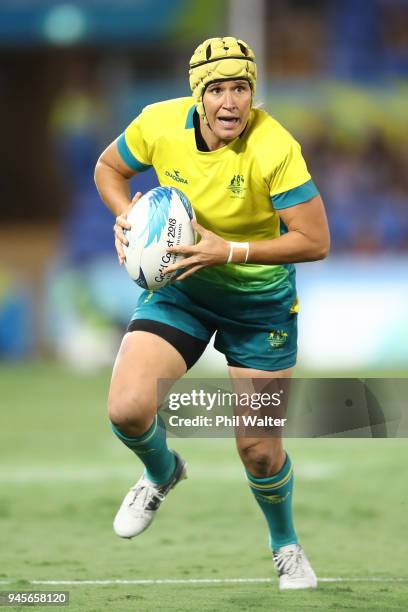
[[227, 241, 249, 264]]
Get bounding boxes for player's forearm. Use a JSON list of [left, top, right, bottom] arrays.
[[243, 230, 329, 265], [94, 159, 132, 217]]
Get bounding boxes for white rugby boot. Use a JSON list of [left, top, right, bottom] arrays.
[[113, 451, 187, 539], [273, 544, 317, 590]]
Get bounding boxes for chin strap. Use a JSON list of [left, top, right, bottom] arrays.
[[227, 241, 250, 264]]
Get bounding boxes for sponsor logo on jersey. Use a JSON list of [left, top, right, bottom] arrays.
[[227, 174, 246, 198], [165, 169, 188, 184], [267, 329, 288, 349]]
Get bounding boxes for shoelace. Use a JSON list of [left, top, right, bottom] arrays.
[[274, 547, 305, 577], [128, 482, 165, 513]]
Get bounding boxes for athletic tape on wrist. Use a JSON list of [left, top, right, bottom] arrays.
[[227, 241, 249, 264]]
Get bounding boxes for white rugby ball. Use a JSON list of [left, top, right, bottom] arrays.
[[124, 186, 195, 290]]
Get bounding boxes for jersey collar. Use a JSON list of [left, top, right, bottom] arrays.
[[185, 105, 196, 129]]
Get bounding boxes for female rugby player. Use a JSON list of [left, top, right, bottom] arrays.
[[94, 36, 330, 590]]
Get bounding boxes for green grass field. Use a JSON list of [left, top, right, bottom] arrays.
[[1, 363, 408, 611]]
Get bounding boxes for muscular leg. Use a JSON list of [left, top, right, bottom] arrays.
[[109, 330, 187, 435], [230, 365, 291, 476], [108, 331, 187, 484], [109, 330, 190, 538], [230, 366, 297, 550]]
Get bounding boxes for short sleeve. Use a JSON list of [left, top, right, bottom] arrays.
[[117, 110, 153, 172], [270, 139, 319, 209]]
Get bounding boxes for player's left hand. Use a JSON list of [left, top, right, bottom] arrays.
[[166, 220, 229, 281]]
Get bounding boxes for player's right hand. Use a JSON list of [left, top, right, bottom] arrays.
[[114, 192, 142, 265]]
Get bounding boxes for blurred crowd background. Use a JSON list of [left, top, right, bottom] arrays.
[[0, 0, 407, 371]]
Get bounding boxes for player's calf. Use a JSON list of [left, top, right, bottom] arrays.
[[236, 437, 285, 477]]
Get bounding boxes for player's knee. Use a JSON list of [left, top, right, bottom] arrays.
[[108, 389, 155, 435], [237, 440, 283, 478]]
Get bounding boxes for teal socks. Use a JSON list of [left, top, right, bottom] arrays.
[[247, 453, 298, 550], [111, 415, 176, 485]]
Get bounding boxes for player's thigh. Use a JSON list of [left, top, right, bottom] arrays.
[[230, 366, 292, 475], [108, 331, 187, 432]]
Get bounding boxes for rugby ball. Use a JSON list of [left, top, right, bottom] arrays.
[[124, 186, 195, 290]]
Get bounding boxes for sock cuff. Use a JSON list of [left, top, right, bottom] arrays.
[[246, 453, 293, 490], [111, 415, 158, 446]]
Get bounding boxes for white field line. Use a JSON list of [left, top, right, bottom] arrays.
[[0, 577, 405, 586], [0, 462, 341, 484]]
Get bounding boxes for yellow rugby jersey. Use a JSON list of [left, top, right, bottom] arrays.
[[117, 97, 319, 292]]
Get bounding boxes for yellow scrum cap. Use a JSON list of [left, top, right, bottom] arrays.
[[189, 36, 257, 123]]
